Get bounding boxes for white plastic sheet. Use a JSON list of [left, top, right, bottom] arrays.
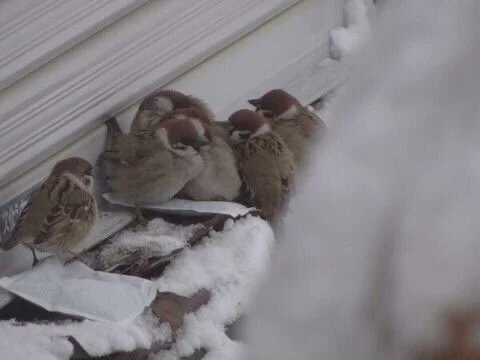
[[0, 258, 157, 323], [103, 193, 256, 217]]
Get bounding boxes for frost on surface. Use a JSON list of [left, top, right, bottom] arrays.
[[247, 0, 480, 359], [96, 218, 200, 270], [0, 215, 273, 359], [153, 216, 274, 359], [0, 311, 169, 360], [329, 0, 371, 59]]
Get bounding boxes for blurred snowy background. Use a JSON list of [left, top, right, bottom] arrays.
[[247, 0, 480, 359]]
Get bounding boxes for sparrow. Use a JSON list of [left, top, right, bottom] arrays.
[[130, 89, 214, 131], [248, 89, 326, 167], [175, 106, 234, 146], [0, 157, 97, 266], [228, 109, 295, 223], [166, 109, 241, 201], [102, 117, 210, 216]]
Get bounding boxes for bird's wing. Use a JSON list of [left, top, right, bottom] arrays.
[[275, 135, 296, 198], [1, 179, 52, 250], [34, 175, 95, 245], [242, 134, 286, 219], [187, 95, 215, 123], [105, 116, 124, 148], [300, 106, 327, 130]]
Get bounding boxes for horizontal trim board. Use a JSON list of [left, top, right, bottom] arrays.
[[0, 0, 299, 188], [0, 0, 149, 91]]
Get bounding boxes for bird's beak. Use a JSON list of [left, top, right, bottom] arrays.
[[248, 98, 261, 108]]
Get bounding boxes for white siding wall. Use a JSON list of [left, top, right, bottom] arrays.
[[0, 0, 346, 241]]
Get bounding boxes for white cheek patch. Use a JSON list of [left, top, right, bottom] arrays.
[[154, 128, 172, 149], [251, 123, 271, 138], [189, 118, 206, 137], [137, 111, 157, 130], [256, 109, 275, 119], [153, 96, 174, 113], [276, 105, 299, 120], [172, 145, 198, 157]]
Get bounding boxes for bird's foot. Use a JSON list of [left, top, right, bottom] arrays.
[[30, 247, 39, 268]]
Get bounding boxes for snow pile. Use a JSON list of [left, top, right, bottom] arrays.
[[247, 0, 480, 359], [0, 215, 273, 359], [329, 0, 371, 59], [0, 311, 169, 359], [98, 218, 200, 269], [153, 216, 274, 359]]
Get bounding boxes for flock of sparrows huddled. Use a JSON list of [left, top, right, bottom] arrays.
[[0, 89, 325, 266]]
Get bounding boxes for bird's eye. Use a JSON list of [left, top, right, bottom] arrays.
[[83, 175, 93, 187], [230, 130, 250, 141], [240, 132, 250, 140]]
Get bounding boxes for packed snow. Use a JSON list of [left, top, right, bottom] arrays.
[[97, 218, 200, 271], [247, 0, 480, 359], [153, 216, 274, 359], [0, 215, 273, 359], [329, 0, 371, 60], [0, 312, 169, 360]]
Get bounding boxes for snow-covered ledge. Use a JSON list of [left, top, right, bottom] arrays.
[[0, 0, 299, 188], [0, 0, 149, 91]]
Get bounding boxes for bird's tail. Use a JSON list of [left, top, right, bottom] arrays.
[[105, 116, 124, 147], [0, 233, 26, 251]]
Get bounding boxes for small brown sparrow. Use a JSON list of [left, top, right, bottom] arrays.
[[165, 109, 241, 201], [248, 89, 326, 167], [102, 117, 210, 210], [130, 89, 214, 131], [228, 109, 295, 223], [0, 157, 97, 266]]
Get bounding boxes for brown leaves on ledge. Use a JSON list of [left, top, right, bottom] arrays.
[[152, 289, 211, 333]]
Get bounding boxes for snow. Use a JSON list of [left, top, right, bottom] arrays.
[[329, 0, 371, 60], [0, 215, 273, 359], [153, 216, 274, 359], [247, 0, 480, 359], [97, 218, 200, 270], [0, 311, 169, 359]]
